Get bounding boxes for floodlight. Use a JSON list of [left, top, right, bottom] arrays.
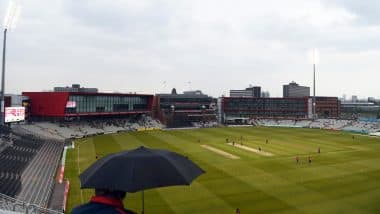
[[3, 0, 21, 30], [1, 0, 21, 125], [308, 48, 320, 65], [310, 48, 319, 120], [313, 48, 320, 65]]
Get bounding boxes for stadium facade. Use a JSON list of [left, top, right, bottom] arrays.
[[154, 89, 217, 127], [221, 96, 340, 124], [22, 91, 153, 120], [314, 96, 341, 118], [19, 84, 340, 125], [340, 101, 380, 119]]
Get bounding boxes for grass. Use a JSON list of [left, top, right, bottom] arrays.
[[65, 126, 380, 213]]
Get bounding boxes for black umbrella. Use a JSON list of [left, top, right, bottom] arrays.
[[79, 146, 205, 213]]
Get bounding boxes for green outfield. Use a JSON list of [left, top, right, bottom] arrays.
[[65, 127, 380, 213]]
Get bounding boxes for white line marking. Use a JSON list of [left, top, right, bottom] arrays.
[[201, 145, 240, 159], [227, 143, 274, 156]]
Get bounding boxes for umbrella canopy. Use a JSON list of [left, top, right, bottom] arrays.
[[79, 146, 205, 192]]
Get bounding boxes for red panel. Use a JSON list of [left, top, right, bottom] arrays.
[[22, 92, 69, 117], [22, 92, 154, 118]]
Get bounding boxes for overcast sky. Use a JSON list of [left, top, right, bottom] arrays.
[[0, 0, 379, 99]]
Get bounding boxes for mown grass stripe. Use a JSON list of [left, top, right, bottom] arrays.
[[146, 131, 297, 213], [64, 127, 380, 214]]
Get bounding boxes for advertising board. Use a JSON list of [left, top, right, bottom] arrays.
[[5, 107, 25, 123]]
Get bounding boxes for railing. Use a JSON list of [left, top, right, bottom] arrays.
[[0, 193, 63, 214]]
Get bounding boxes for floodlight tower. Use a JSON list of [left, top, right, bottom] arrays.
[[1, 0, 20, 125], [312, 49, 317, 120]]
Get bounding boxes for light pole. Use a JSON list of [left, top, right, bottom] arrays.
[[313, 54, 316, 120], [1, 0, 20, 125], [312, 48, 318, 120], [1, 29, 6, 126]]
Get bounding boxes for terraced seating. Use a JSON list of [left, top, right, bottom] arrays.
[[15, 124, 65, 140], [15, 116, 164, 140], [0, 128, 64, 208], [0, 134, 43, 198], [295, 120, 312, 127], [309, 119, 325, 128], [16, 140, 64, 207], [343, 121, 380, 133], [277, 120, 296, 126], [255, 119, 278, 126], [0, 173, 21, 198]]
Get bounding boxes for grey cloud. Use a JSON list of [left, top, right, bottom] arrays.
[[0, 0, 379, 98], [330, 0, 380, 26], [63, 0, 171, 35], [245, 15, 380, 53]]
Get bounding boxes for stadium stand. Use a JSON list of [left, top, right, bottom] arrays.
[[254, 119, 277, 126], [191, 121, 218, 128], [14, 124, 66, 140], [309, 119, 350, 129], [0, 126, 64, 213], [294, 120, 312, 127], [342, 121, 380, 134], [15, 116, 163, 139], [16, 140, 63, 206], [251, 118, 380, 134], [0, 131, 42, 198]]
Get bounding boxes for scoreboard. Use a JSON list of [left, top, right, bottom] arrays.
[[5, 107, 25, 123]]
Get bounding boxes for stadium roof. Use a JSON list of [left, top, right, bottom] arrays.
[[156, 93, 213, 99]]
